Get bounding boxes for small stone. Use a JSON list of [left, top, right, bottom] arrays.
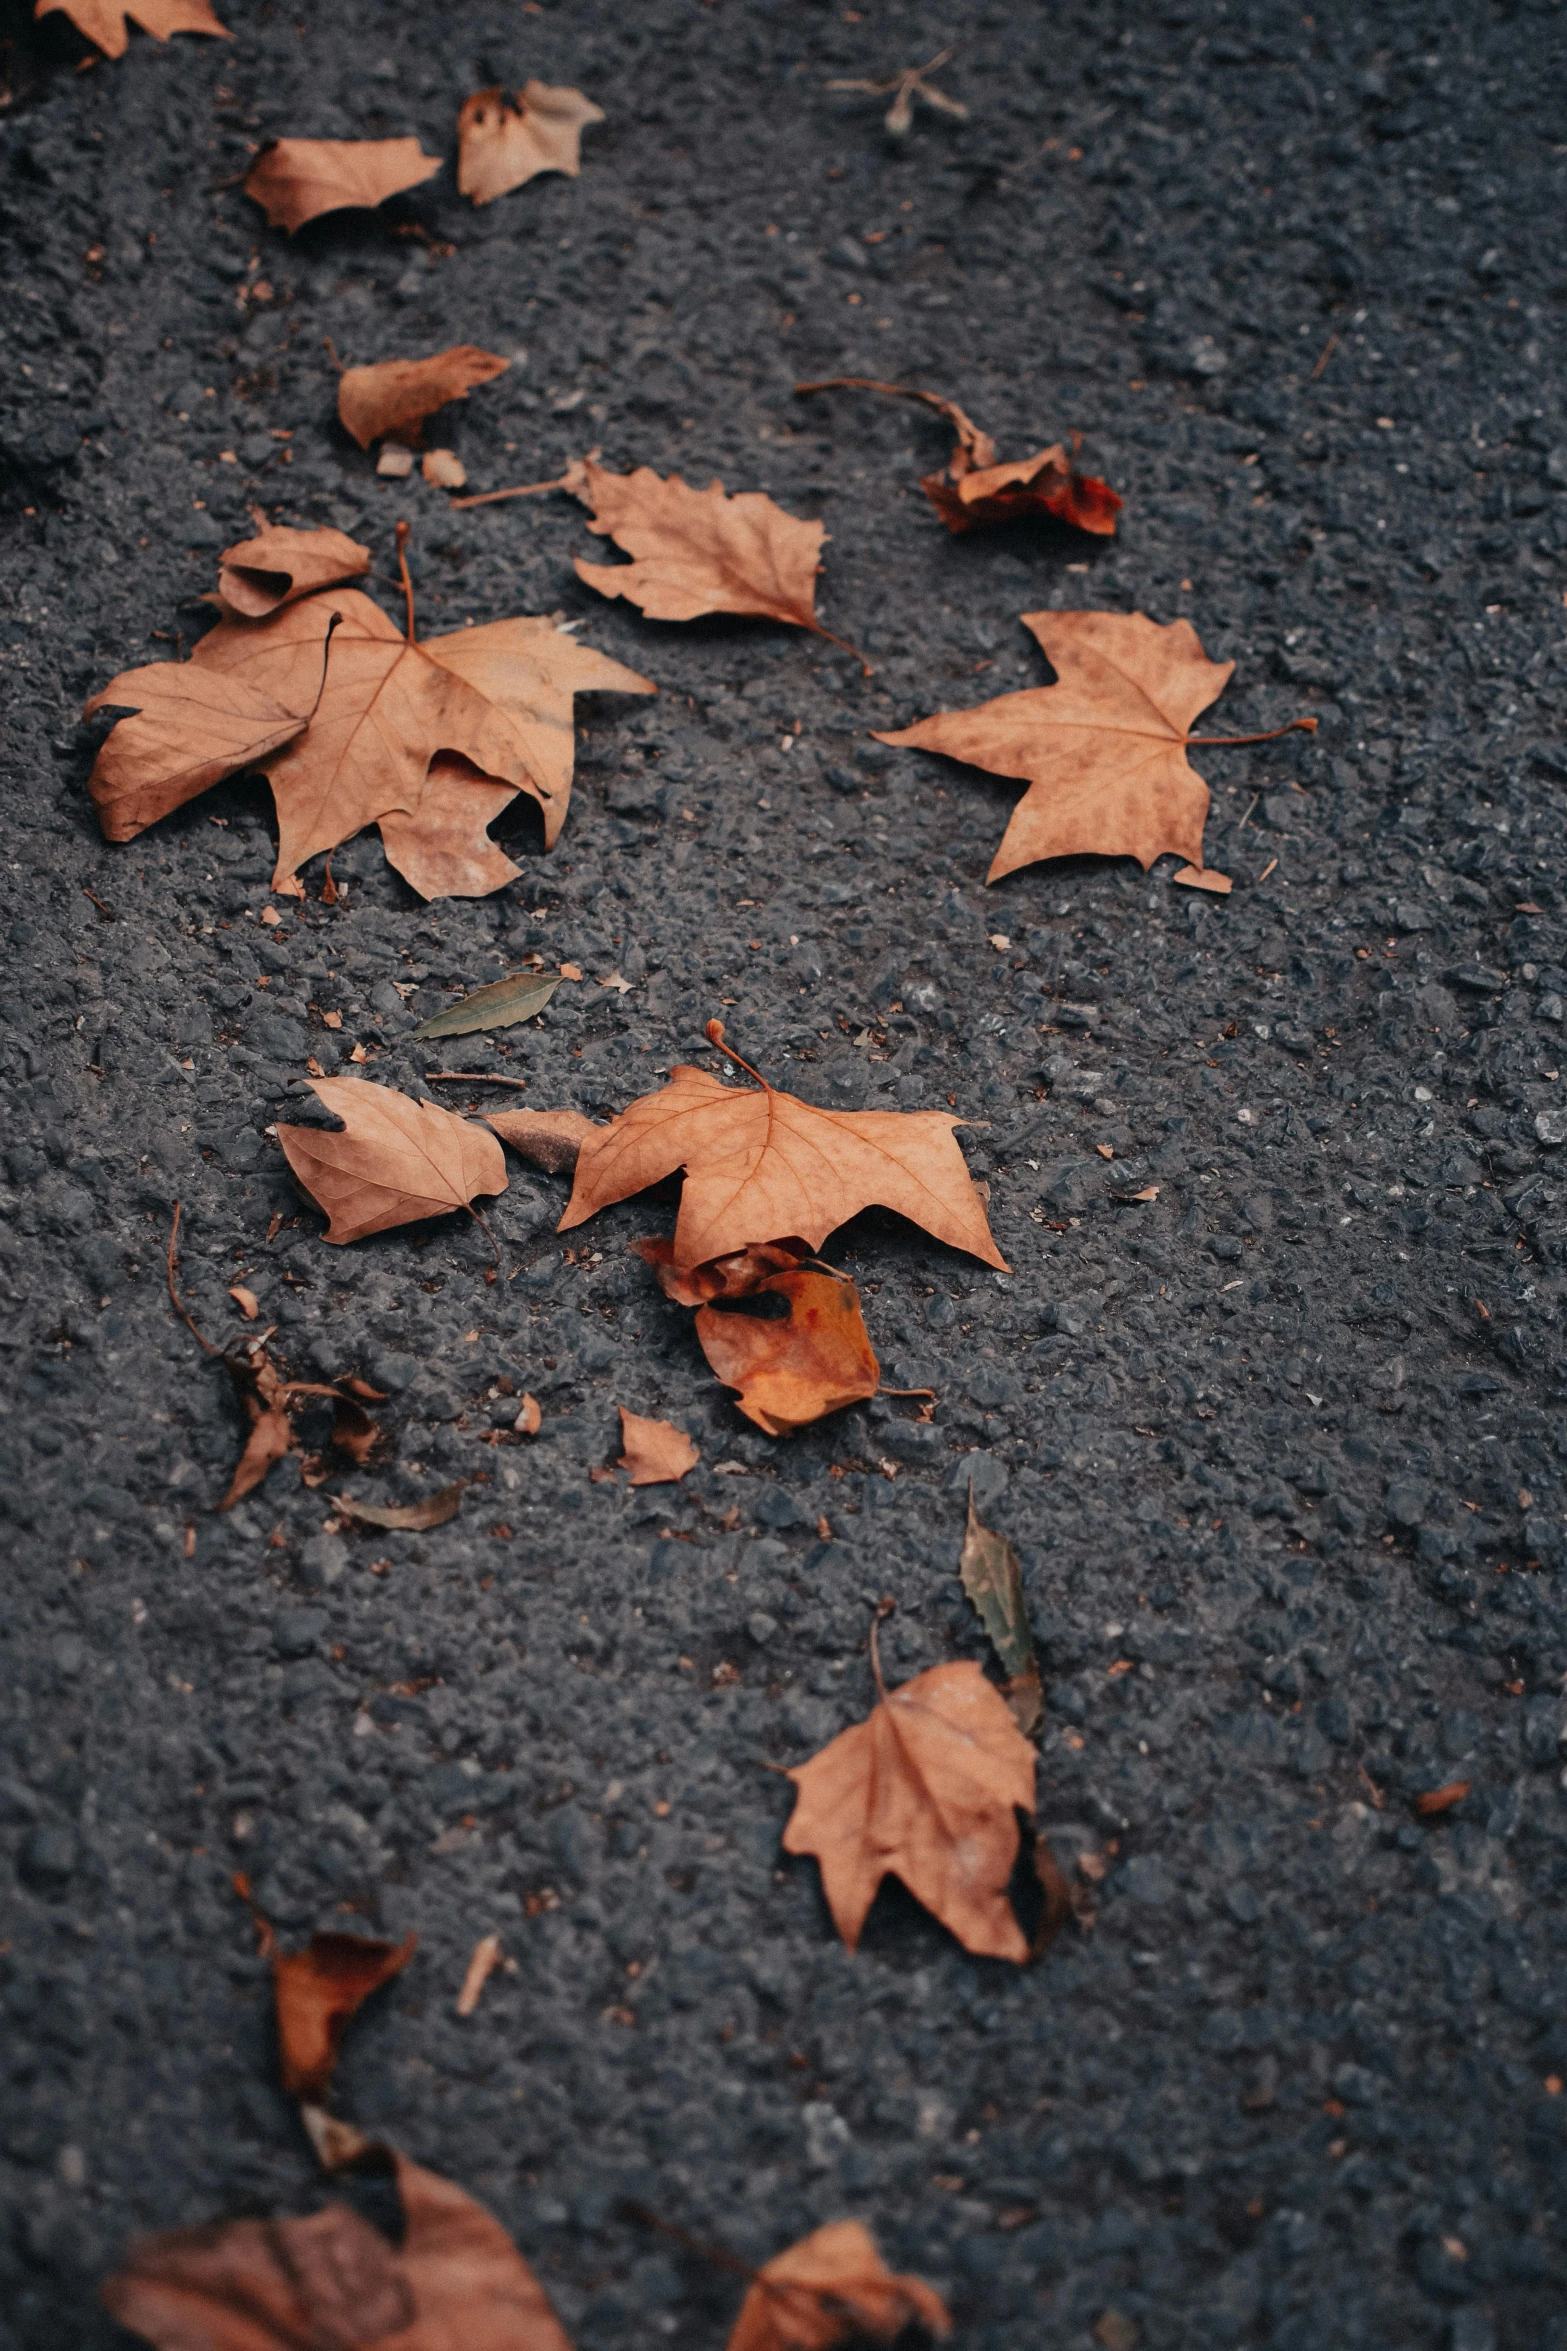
[[1535, 994, 1564, 1024], [421, 447, 466, 488], [298, 1534, 348, 1591], [272, 1607, 327, 1659], [377, 443, 416, 478], [1536, 1105, 1567, 1147], [1385, 1476, 1430, 1529], [1452, 964, 1506, 994], [746, 1612, 778, 1646], [18, 1824, 77, 1893]]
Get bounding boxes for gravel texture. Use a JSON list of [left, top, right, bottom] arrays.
[[3, 3, 1567, 2347]]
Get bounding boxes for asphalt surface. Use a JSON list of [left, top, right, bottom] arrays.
[[2, 2, 1566, 2346]]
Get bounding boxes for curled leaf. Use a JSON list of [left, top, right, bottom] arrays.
[[277, 1078, 508, 1245], [959, 1483, 1042, 1736], [696, 1268, 879, 1437], [217, 525, 370, 621], [244, 137, 441, 234], [337, 346, 510, 452], [272, 1930, 416, 2102], [617, 1405, 700, 1486], [486, 1106, 601, 1177], [728, 2220, 951, 2351], [332, 1483, 467, 1533], [457, 81, 604, 204]]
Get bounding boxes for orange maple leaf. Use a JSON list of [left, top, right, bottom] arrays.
[[635, 1238, 880, 1436], [35, 0, 227, 59]]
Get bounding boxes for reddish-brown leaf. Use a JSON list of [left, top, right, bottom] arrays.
[[784, 1645, 1036, 1961], [632, 1235, 804, 1307], [337, 346, 510, 451], [617, 1405, 700, 1485], [84, 659, 311, 844], [244, 138, 441, 234], [217, 525, 370, 621], [272, 1930, 416, 2102], [457, 81, 604, 205], [100, 2149, 576, 2351], [696, 1268, 880, 1437], [486, 1106, 602, 1176], [278, 1077, 508, 1245], [558, 1025, 1002, 1273], [727, 2220, 951, 2351], [36, 0, 227, 59]]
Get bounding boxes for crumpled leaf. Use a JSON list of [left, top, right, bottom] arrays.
[[278, 1077, 507, 1245], [634, 1237, 804, 1308], [244, 137, 441, 234], [337, 346, 510, 452], [616, 1405, 700, 1485], [413, 971, 559, 1041], [332, 1483, 467, 1532], [98, 570, 652, 892], [559, 1022, 1003, 1274], [727, 2220, 950, 2351], [272, 1931, 416, 2102], [784, 1635, 1036, 1961], [85, 660, 311, 844], [796, 376, 1120, 536], [877, 610, 1239, 884], [634, 1238, 878, 1436], [486, 1106, 602, 1176], [567, 456, 864, 667], [457, 81, 604, 205], [100, 2150, 577, 2351], [36, 0, 227, 59], [217, 525, 370, 621], [220, 1342, 384, 1512], [959, 1482, 1041, 1736]]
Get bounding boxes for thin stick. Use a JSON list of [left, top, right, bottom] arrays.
[[450, 469, 576, 511], [166, 1203, 220, 1357], [394, 520, 415, 644], [425, 1070, 532, 1089], [1186, 717, 1318, 747], [1310, 329, 1339, 381], [868, 1595, 896, 1703], [807, 617, 874, 678], [322, 336, 346, 377]]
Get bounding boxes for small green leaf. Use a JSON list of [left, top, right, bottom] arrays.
[[412, 973, 558, 1041], [959, 1480, 1042, 1737]]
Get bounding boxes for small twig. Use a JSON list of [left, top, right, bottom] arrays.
[[1236, 792, 1261, 833], [166, 1203, 221, 1357], [1310, 329, 1339, 381], [322, 336, 346, 377], [450, 468, 576, 511], [1186, 717, 1318, 748], [425, 1070, 532, 1089], [81, 886, 116, 921]]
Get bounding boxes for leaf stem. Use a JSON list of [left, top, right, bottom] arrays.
[[868, 1596, 896, 1702], [1186, 716, 1318, 747], [166, 1202, 220, 1357], [704, 1018, 770, 1093], [425, 1070, 532, 1089], [808, 617, 874, 678], [394, 520, 416, 644], [449, 469, 575, 510]]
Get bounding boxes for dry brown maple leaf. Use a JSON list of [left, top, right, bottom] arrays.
[[457, 81, 604, 204], [244, 137, 441, 234], [217, 524, 370, 620], [559, 1022, 1004, 1274], [94, 529, 653, 892], [617, 1404, 700, 1485], [278, 1077, 508, 1245], [272, 1930, 416, 2101], [784, 1619, 1036, 1961], [337, 345, 510, 451], [36, 0, 227, 59], [728, 2220, 950, 2351], [101, 2149, 576, 2351], [634, 1238, 879, 1435], [567, 456, 866, 669], [797, 376, 1121, 537], [878, 610, 1315, 884]]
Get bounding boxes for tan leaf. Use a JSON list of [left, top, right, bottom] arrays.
[[880, 610, 1315, 885], [377, 442, 416, 479], [277, 1077, 507, 1244], [796, 376, 1120, 537], [695, 1268, 880, 1437], [456, 1933, 503, 2018], [569, 457, 864, 665], [457, 81, 605, 205], [332, 1483, 467, 1532], [378, 752, 523, 901], [421, 448, 467, 489], [783, 1634, 1036, 1961], [337, 346, 509, 451], [559, 1024, 1003, 1274], [727, 2220, 950, 2351], [36, 0, 228, 60], [228, 1285, 260, 1319], [617, 1405, 699, 1485], [100, 2148, 576, 2351], [217, 525, 370, 621], [84, 658, 310, 844], [487, 1106, 601, 1176], [1172, 864, 1233, 894], [244, 137, 441, 235], [514, 1393, 542, 1435], [272, 1930, 416, 2101]]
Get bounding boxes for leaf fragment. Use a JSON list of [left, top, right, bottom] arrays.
[[272, 1930, 416, 2101], [337, 346, 510, 451], [421, 448, 467, 489], [36, 0, 228, 60], [959, 1482, 1042, 1736], [1173, 864, 1233, 895], [696, 1269, 879, 1437], [617, 1405, 700, 1485], [243, 137, 441, 234], [727, 2220, 951, 2351], [413, 972, 559, 1040], [486, 1106, 601, 1176], [277, 1077, 508, 1245], [332, 1483, 467, 1532], [784, 1637, 1036, 1961], [455, 1933, 504, 2019], [457, 81, 605, 205], [217, 525, 370, 621], [84, 659, 310, 844]]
